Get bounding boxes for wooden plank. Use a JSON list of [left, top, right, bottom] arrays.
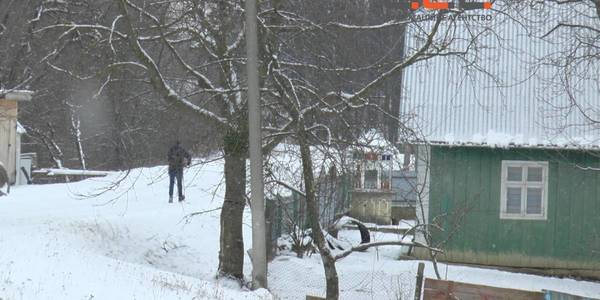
[[424, 278, 544, 300], [0, 100, 18, 118], [487, 150, 502, 265], [449, 148, 464, 250], [465, 149, 482, 254], [577, 157, 592, 262], [544, 289, 599, 300], [570, 155, 584, 263], [435, 146, 455, 245], [424, 288, 450, 300], [434, 147, 447, 242], [545, 161, 558, 259], [479, 148, 492, 265], [554, 160, 571, 267], [414, 262, 425, 300]]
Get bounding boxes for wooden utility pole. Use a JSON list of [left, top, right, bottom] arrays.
[[246, 0, 268, 290], [414, 262, 425, 300]]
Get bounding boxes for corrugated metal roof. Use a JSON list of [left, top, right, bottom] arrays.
[[400, 4, 600, 149]]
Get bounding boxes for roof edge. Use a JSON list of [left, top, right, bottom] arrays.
[[0, 90, 33, 101], [405, 140, 600, 151]]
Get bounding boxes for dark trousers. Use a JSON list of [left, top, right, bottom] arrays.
[[169, 168, 184, 198]]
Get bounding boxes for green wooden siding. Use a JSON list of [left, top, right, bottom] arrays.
[[429, 146, 600, 269]]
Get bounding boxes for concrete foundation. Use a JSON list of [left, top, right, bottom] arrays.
[[414, 248, 600, 280]]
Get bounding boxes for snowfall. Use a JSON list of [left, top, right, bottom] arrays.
[[1, 160, 600, 299]]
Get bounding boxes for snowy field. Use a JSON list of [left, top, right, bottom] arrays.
[[1, 160, 600, 299], [0, 161, 270, 300]]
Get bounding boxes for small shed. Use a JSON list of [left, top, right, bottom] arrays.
[[347, 130, 417, 224], [0, 90, 33, 185]]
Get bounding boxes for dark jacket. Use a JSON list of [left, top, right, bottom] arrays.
[[168, 143, 191, 171]]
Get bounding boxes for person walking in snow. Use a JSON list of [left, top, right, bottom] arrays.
[[167, 141, 191, 203]]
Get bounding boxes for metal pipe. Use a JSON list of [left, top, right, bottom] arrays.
[[246, 0, 267, 289]]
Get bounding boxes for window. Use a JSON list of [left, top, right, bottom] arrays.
[[364, 170, 378, 189], [500, 161, 548, 220], [351, 151, 394, 190]]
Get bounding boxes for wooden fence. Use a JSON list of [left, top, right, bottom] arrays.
[[423, 279, 598, 300], [544, 290, 598, 300], [424, 278, 544, 300]]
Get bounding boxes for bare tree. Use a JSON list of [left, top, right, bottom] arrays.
[[507, 1, 600, 130], [0, 0, 40, 91], [110, 0, 254, 279], [262, 5, 498, 296], [28, 0, 495, 287]]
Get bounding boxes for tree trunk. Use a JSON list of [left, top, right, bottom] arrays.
[[70, 111, 86, 170], [298, 129, 339, 300], [218, 130, 247, 280]]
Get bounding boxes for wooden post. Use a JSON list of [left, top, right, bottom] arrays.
[[414, 262, 425, 300], [265, 199, 275, 261]]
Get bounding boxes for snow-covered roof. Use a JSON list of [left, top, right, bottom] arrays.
[[33, 168, 113, 177], [265, 143, 345, 198], [401, 4, 600, 149], [355, 129, 399, 155], [16, 122, 26, 135], [0, 90, 33, 101], [266, 132, 407, 198]]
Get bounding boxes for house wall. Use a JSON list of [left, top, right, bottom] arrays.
[[0, 119, 17, 184], [349, 190, 394, 224], [425, 146, 600, 274], [15, 132, 22, 185], [0, 100, 18, 184]]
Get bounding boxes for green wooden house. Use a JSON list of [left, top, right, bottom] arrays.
[[414, 146, 600, 278], [402, 9, 600, 278]]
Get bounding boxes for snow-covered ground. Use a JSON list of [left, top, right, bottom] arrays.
[[0, 161, 270, 300], [1, 160, 600, 299], [270, 229, 600, 299]]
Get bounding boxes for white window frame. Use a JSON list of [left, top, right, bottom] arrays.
[[363, 168, 380, 190], [356, 158, 393, 191], [500, 160, 548, 220]]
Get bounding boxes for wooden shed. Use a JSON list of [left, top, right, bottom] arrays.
[[0, 90, 33, 185], [417, 146, 600, 279], [401, 8, 600, 278]]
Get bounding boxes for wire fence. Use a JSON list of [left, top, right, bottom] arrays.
[[267, 173, 352, 251], [266, 163, 420, 299], [268, 249, 420, 300]]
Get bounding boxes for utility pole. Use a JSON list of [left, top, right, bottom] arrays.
[[246, 0, 267, 290]]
